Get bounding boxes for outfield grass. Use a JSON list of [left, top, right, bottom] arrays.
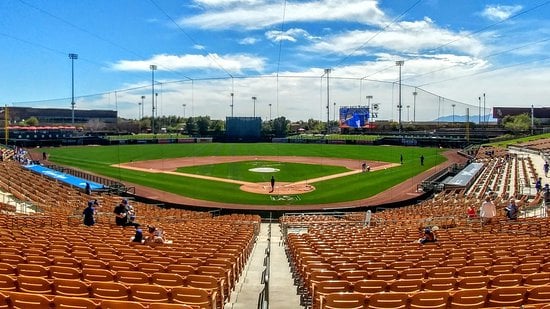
[[176, 160, 349, 182], [45, 143, 446, 205]]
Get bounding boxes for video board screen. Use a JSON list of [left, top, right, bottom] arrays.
[[339, 106, 370, 128]]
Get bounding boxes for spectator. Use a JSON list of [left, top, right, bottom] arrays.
[[418, 226, 437, 244], [145, 225, 165, 244], [535, 177, 543, 193], [505, 198, 519, 220], [113, 199, 139, 227], [132, 227, 144, 243], [82, 200, 97, 226], [466, 205, 477, 220], [543, 184, 550, 204], [480, 195, 496, 225], [85, 182, 92, 195], [544, 161, 549, 177]]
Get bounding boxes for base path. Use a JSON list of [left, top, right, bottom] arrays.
[[111, 151, 466, 211]]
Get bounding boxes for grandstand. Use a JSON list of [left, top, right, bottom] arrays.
[[0, 138, 549, 308]]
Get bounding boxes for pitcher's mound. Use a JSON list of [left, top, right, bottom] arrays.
[[240, 182, 315, 195]]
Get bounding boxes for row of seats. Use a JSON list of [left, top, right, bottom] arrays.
[[0, 291, 196, 309], [0, 276, 216, 308], [318, 287, 550, 309]]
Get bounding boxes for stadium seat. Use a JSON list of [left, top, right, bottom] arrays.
[[526, 286, 550, 304], [99, 299, 147, 309], [367, 292, 408, 309], [52, 295, 98, 309], [7, 291, 53, 309], [52, 278, 91, 297], [409, 291, 449, 309], [486, 287, 527, 307], [150, 272, 186, 287], [171, 286, 213, 308], [389, 279, 422, 293], [115, 270, 150, 285], [129, 284, 170, 303], [90, 281, 129, 300], [449, 289, 488, 309], [322, 292, 365, 309]]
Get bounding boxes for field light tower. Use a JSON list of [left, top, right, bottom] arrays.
[[69, 53, 78, 124], [140, 95, 145, 120], [252, 96, 257, 117], [366, 95, 373, 123], [230, 93, 234, 117], [395, 60, 404, 132], [150, 65, 157, 134]]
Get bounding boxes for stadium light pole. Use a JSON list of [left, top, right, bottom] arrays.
[[68, 53, 78, 124], [230, 93, 234, 117], [268, 103, 272, 121], [137, 103, 141, 133], [478, 96, 481, 125], [406, 105, 410, 122], [251, 96, 257, 117], [150, 65, 157, 134], [366, 95, 373, 124], [140, 95, 145, 120], [324, 68, 331, 134], [182, 104, 186, 118], [333, 102, 336, 124], [412, 90, 417, 123], [452, 104, 456, 124], [483, 93, 486, 127], [395, 60, 404, 133]]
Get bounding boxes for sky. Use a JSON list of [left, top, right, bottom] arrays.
[[1, 0, 549, 122]]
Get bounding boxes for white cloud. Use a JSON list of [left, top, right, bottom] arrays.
[[193, 44, 206, 50], [265, 28, 317, 43], [239, 37, 259, 45], [481, 4, 523, 21], [110, 53, 266, 73], [181, 0, 386, 30], [306, 18, 484, 57]]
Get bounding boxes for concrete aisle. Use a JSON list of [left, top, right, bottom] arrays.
[[226, 222, 302, 309]]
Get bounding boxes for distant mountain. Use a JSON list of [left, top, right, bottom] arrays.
[[434, 114, 495, 124]]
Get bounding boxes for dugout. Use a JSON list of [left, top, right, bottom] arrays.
[[225, 117, 262, 142]]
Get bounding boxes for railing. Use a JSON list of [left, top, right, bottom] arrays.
[[257, 222, 271, 309]]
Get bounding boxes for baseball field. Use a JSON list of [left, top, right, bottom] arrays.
[[44, 143, 446, 205]]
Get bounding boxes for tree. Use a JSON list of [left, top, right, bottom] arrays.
[[185, 117, 196, 136], [209, 119, 224, 136], [502, 113, 533, 132], [272, 116, 290, 137], [25, 116, 39, 126], [196, 116, 210, 136], [86, 119, 106, 131]]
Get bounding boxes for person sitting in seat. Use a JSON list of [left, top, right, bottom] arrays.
[[419, 226, 437, 244], [145, 225, 165, 244]]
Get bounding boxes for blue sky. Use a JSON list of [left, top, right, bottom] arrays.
[[1, 0, 549, 122]]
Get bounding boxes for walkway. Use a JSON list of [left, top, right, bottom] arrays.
[[226, 222, 302, 309]]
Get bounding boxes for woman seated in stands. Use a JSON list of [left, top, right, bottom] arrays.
[[418, 226, 437, 244], [145, 225, 165, 244], [505, 198, 519, 220]]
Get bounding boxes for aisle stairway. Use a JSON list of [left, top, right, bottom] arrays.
[[226, 222, 302, 309]]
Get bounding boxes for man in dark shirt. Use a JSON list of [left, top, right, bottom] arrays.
[[113, 199, 139, 227]]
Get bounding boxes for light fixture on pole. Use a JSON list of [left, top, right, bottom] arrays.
[[366, 95, 373, 124], [324, 68, 331, 134], [230, 93, 234, 117], [451, 104, 456, 124], [150, 65, 157, 134], [406, 105, 410, 122], [412, 91, 417, 123], [395, 60, 404, 132], [182, 104, 186, 118], [68, 53, 78, 124], [251, 96, 257, 117], [268, 103, 272, 121]]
